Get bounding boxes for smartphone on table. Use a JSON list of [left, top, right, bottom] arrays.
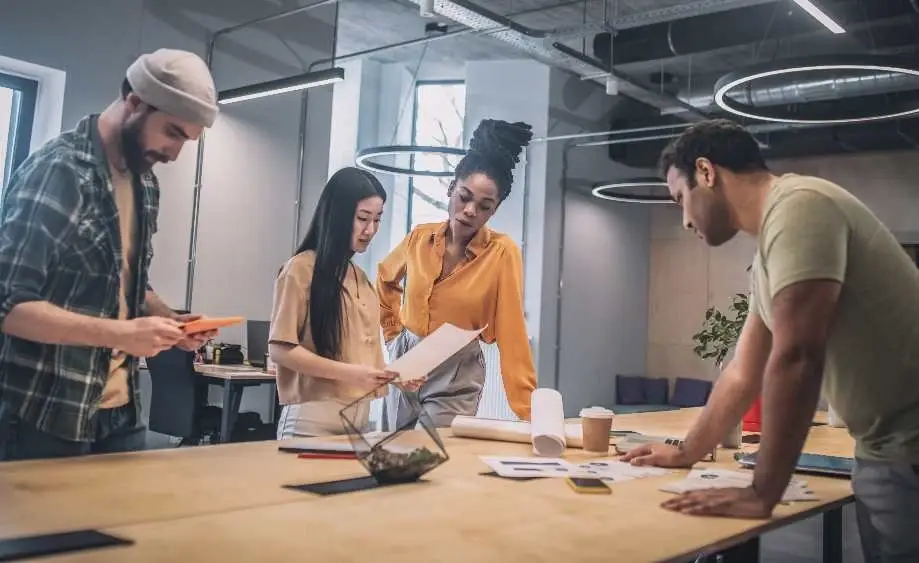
[[566, 477, 611, 495]]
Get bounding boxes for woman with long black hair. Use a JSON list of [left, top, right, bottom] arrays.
[[269, 167, 417, 438]]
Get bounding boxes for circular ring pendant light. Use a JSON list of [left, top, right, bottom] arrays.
[[355, 145, 467, 178], [591, 178, 673, 204], [714, 55, 919, 125]]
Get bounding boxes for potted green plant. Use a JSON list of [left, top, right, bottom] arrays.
[[692, 292, 749, 369], [692, 292, 759, 437]]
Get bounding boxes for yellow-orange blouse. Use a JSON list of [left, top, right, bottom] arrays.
[[376, 222, 536, 420]]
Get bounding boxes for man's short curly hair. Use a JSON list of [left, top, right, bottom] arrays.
[[658, 119, 768, 187]]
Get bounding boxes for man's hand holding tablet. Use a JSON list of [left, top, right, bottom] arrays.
[[176, 316, 244, 352]]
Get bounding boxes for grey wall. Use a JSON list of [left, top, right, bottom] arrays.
[[647, 148, 919, 384], [0, 0, 337, 424], [542, 71, 652, 416]]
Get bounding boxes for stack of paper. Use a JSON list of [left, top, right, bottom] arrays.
[[660, 469, 818, 502], [480, 456, 670, 482]]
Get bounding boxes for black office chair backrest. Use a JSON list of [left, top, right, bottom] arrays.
[[146, 347, 200, 439]]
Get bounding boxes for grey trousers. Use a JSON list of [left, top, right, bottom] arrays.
[[853, 458, 919, 563], [384, 329, 485, 430]]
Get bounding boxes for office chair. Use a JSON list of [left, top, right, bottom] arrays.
[[146, 347, 221, 445]]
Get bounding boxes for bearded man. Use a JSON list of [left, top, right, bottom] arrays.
[[624, 119, 919, 563], [0, 49, 219, 460]]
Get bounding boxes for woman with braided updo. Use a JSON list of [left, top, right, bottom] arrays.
[[377, 119, 537, 429]]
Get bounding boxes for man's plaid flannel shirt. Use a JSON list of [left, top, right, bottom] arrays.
[[0, 114, 159, 442]]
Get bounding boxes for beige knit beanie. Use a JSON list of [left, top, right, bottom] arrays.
[[126, 48, 218, 127]]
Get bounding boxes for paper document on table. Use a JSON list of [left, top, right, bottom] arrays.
[[387, 323, 484, 382], [279, 432, 394, 453], [570, 459, 670, 482], [660, 469, 818, 502], [530, 388, 566, 456], [480, 456, 577, 479], [450, 416, 586, 448], [480, 456, 670, 482]]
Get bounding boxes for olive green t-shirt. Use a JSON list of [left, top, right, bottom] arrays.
[[751, 173, 919, 461]]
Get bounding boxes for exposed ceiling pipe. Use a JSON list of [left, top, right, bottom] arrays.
[[551, 42, 710, 121], [669, 68, 919, 113], [595, 0, 917, 68], [401, 0, 710, 121]]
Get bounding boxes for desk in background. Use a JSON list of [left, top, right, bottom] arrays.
[[0, 408, 854, 562], [195, 363, 277, 443]]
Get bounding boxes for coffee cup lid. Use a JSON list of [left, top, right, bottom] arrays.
[[580, 406, 614, 419]]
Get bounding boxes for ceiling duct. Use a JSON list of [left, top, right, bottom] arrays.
[[594, 0, 919, 68], [668, 68, 919, 113], [402, 0, 708, 121]]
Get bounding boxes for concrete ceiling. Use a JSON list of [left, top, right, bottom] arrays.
[[334, 0, 700, 77]]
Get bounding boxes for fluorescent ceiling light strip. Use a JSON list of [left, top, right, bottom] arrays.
[[790, 0, 845, 34], [218, 67, 345, 105]]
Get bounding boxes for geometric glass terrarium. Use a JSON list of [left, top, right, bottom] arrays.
[[340, 382, 449, 485]]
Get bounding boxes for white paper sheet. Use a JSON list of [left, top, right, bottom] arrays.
[[570, 459, 670, 482], [480, 456, 577, 478], [530, 388, 566, 457], [386, 323, 484, 382], [660, 469, 818, 502], [279, 431, 393, 453], [480, 456, 670, 483], [450, 416, 587, 448]]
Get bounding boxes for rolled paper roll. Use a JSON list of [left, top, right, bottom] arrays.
[[530, 388, 566, 457]]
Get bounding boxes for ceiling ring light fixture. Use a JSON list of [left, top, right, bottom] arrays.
[[355, 145, 467, 178], [591, 178, 673, 204], [713, 55, 919, 125]]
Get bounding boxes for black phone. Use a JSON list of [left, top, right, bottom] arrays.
[[566, 477, 611, 494]]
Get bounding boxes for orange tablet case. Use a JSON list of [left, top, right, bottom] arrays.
[[180, 316, 244, 334]]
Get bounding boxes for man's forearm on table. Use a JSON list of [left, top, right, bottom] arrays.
[[682, 361, 761, 459], [751, 351, 824, 507]]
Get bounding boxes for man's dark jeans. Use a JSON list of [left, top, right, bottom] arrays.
[[0, 400, 146, 461]]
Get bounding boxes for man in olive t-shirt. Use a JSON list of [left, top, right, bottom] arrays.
[[621, 120, 919, 563]]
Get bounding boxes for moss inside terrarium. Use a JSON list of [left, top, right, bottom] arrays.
[[365, 446, 447, 484]]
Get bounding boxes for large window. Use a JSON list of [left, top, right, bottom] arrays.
[[407, 81, 466, 230], [0, 72, 38, 193]]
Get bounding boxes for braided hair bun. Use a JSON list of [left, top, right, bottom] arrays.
[[454, 119, 533, 202]]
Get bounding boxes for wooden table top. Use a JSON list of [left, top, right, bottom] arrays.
[[0, 408, 855, 563], [195, 363, 276, 381]]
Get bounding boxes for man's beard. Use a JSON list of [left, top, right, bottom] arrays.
[[121, 113, 165, 175]]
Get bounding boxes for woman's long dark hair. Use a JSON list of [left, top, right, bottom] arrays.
[[295, 167, 386, 360]]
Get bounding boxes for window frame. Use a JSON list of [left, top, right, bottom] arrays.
[[406, 79, 465, 233], [0, 71, 38, 189]]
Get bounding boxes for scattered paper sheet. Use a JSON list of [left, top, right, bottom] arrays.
[[480, 456, 577, 479], [387, 323, 484, 382], [451, 416, 588, 449], [570, 460, 670, 482], [480, 456, 671, 482], [530, 388, 566, 457], [279, 432, 394, 453], [660, 469, 818, 502]]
